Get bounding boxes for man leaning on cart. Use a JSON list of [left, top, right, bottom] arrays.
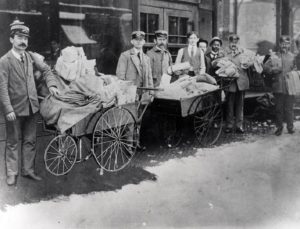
[[0, 20, 59, 186], [116, 31, 154, 150]]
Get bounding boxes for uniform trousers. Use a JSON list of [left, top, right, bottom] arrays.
[[226, 90, 245, 129], [5, 113, 37, 176], [273, 93, 295, 131]]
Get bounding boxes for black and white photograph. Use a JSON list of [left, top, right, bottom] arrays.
[[0, 0, 300, 228]]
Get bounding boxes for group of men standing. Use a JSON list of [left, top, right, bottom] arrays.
[[0, 19, 296, 186], [116, 30, 297, 138], [115, 30, 250, 135]]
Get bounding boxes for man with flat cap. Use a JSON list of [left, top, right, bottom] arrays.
[[0, 20, 59, 185], [116, 30, 153, 90], [116, 31, 154, 150], [224, 34, 250, 134], [205, 36, 225, 76], [269, 35, 297, 136], [146, 30, 172, 87]]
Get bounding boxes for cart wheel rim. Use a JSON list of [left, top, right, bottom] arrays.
[[44, 135, 77, 176], [92, 107, 138, 172], [194, 95, 223, 147]]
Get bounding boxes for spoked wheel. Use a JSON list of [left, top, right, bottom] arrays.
[[44, 135, 77, 176], [92, 107, 138, 172], [159, 115, 183, 148], [194, 94, 223, 147]]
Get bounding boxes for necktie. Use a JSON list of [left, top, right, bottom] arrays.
[[20, 55, 24, 63], [137, 52, 141, 62], [191, 47, 194, 57]]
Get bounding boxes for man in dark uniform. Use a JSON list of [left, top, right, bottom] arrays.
[[0, 20, 59, 185], [224, 34, 250, 134], [205, 36, 225, 76], [272, 35, 297, 136], [146, 30, 172, 87]]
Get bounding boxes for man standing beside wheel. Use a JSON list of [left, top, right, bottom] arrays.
[[224, 34, 250, 134], [146, 30, 172, 87], [0, 20, 59, 186], [116, 31, 154, 150]]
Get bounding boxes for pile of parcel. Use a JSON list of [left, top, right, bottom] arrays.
[[37, 46, 136, 133], [155, 49, 265, 100]]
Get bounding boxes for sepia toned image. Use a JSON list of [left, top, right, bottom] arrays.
[[1, 0, 300, 228]]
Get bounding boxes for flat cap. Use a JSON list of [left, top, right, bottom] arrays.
[[10, 19, 30, 37], [279, 35, 291, 43], [131, 31, 145, 40], [210, 36, 223, 46], [228, 34, 239, 42], [155, 30, 168, 38]]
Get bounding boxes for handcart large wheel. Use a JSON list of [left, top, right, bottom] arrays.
[[92, 106, 138, 172], [44, 135, 78, 176], [194, 93, 223, 147], [159, 115, 183, 148]]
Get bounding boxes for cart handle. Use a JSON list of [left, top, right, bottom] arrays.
[[137, 87, 164, 91]]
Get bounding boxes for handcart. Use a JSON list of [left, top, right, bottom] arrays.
[[151, 78, 233, 147], [43, 87, 157, 176]]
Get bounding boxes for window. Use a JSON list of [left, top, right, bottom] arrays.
[[168, 16, 188, 44], [140, 12, 159, 43]]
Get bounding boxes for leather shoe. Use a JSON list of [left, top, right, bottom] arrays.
[[6, 175, 17, 186], [236, 127, 245, 134], [22, 172, 42, 181], [274, 127, 283, 136], [288, 129, 295, 134], [137, 144, 146, 152], [224, 128, 233, 133]]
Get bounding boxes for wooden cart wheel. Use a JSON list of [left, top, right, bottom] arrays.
[[159, 115, 183, 148], [44, 135, 77, 176], [194, 94, 223, 147], [92, 107, 138, 172]]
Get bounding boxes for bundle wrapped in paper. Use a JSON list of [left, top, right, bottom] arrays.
[[239, 50, 256, 69], [263, 52, 282, 75], [55, 46, 97, 82], [253, 55, 265, 74], [156, 75, 219, 100], [213, 58, 239, 78], [167, 62, 191, 75], [195, 73, 217, 85]]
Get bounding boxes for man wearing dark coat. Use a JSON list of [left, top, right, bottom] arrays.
[[224, 34, 250, 134], [205, 37, 225, 76], [271, 35, 297, 136], [0, 20, 59, 186]]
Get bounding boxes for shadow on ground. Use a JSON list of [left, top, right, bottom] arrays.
[[0, 116, 275, 209]]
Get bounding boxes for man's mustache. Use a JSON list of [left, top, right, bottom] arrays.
[[19, 43, 27, 47]]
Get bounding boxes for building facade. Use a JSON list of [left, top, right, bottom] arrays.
[[0, 0, 296, 140]]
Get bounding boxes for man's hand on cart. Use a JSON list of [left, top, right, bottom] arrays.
[[6, 112, 16, 121], [49, 86, 60, 97]]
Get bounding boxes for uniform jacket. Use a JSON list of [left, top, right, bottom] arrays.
[[116, 48, 153, 89], [224, 47, 249, 92], [175, 46, 206, 74], [272, 51, 296, 94], [0, 50, 57, 116], [146, 46, 172, 87], [205, 50, 225, 76]]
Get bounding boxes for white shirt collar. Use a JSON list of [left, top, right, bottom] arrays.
[[11, 49, 24, 61], [133, 48, 142, 55], [188, 45, 197, 50]]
